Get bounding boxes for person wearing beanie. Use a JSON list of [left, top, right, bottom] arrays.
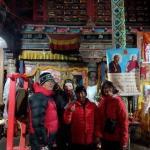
[[28, 72, 58, 150], [64, 85, 98, 150]]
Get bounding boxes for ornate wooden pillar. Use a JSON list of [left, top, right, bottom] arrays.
[[111, 0, 126, 48]]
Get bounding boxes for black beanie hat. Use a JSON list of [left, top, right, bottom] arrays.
[[39, 72, 55, 85]]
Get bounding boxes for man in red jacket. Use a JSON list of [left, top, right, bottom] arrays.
[[64, 85, 97, 150], [95, 80, 128, 150], [28, 72, 58, 150]]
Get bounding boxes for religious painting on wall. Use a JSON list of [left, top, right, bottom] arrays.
[[106, 48, 140, 96]]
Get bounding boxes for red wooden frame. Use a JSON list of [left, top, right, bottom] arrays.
[[6, 74, 28, 150]]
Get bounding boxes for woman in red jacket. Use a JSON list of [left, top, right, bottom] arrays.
[[64, 85, 97, 150], [95, 80, 128, 150]]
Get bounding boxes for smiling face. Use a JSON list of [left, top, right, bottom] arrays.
[[43, 80, 55, 90], [102, 86, 113, 96], [76, 90, 87, 104], [131, 55, 137, 61], [64, 82, 74, 91], [114, 55, 120, 63]]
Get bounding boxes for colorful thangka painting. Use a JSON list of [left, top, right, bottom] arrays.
[[106, 48, 141, 96]]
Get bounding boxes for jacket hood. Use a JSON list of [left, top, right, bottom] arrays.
[[33, 82, 54, 96]]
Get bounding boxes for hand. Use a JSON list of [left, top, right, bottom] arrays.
[[95, 137, 101, 150], [121, 145, 128, 150], [70, 104, 76, 112], [96, 143, 102, 150]]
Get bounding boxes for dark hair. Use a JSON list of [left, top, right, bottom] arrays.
[[75, 85, 87, 95], [101, 80, 119, 96], [53, 83, 61, 91], [114, 55, 119, 59]]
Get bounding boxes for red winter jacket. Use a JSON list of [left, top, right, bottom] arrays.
[[95, 95, 129, 146], [64, 99, 97, 145], [29, 83, 58, 134]]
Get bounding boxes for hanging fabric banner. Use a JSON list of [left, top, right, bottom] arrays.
[[106, 48, 140, 96], [48, 34, 80, 54]]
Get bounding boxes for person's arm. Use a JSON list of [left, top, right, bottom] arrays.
[[94, 104, 102, 149], [95, 99, 105, 139], [118, 98, 129, 148], [118, 64, 122, 73], [109, 62, 113, 73], [63, 103, 75, 124], [29, 95, 48, 144], [126, 61, 130, 72]]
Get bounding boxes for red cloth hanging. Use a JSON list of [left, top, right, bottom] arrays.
[[48, 34, 80, 54]]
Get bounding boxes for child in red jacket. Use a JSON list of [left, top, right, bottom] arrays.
[[64, 86, 97, 150]]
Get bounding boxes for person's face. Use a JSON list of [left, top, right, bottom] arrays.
[[76, 91, 86, 103], [43, 80, 55, 90], [132, 56, 137, 61], [114, 55, 120, 62], [64, 82, 74, 91], [103, 86, 113, 96]]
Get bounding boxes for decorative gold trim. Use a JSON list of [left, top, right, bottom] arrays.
[[19, 50, 79, 61], [27, 65, 88, 77], [26, 65, 88, 87]]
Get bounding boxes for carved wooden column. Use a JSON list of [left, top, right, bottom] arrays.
[[111, 0, 126, 48]]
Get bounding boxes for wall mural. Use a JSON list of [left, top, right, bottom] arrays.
[[107, 48, 140, 96]]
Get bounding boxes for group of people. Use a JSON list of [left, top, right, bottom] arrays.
[[109, 54, 139, 73], [28, 72, 129, 150]]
